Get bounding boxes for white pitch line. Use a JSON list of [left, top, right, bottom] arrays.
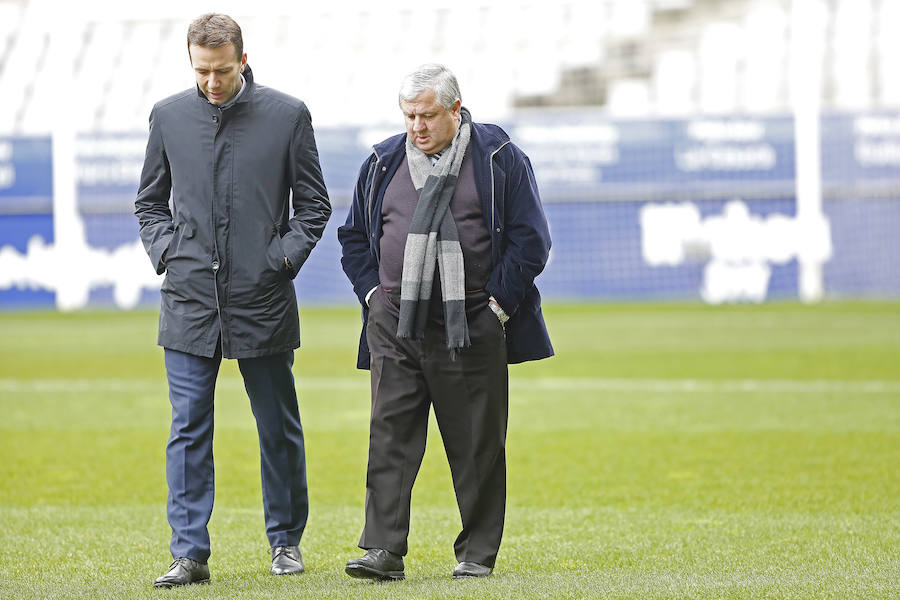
[[1, 377, 899, 395], [508, 377, 900, 394], [0, 377, 368, 393]]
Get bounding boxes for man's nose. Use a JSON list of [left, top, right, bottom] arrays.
[[208, 73, 219, 89], [412, 117, 425, 131]]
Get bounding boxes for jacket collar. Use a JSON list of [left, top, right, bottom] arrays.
[[371, 108, 510, 163]]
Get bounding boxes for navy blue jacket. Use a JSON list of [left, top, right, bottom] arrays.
[[337, 117, 553, 369]]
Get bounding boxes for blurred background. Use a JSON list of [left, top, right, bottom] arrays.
[[1, 0, 898, 310]]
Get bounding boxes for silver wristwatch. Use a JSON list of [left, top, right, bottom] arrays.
[[488, 297, 509, 324]]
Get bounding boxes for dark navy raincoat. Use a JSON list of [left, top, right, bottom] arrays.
[[135, 66, 331, 359]]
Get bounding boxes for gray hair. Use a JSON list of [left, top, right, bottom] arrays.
[[398, 64, 461, 109]]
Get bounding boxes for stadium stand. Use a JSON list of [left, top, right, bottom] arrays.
[[0, 0, 899, 308], [1, 0, 899, 132]]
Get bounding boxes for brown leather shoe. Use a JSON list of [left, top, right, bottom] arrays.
[[345, 548, 405, 581], [271, 545, 304, 575], [153, 557, 210, 588], [453, 561, 492, 578]]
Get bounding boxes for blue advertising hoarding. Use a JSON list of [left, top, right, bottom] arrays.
[[0, 137, 55, 307], [0, 111, 898, 309]]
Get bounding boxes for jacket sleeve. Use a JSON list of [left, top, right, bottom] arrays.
[[283, 102, 332, 278], [134, 107, 174, 275], [485, 147, 551, 316], [337, 155, 381, 305]]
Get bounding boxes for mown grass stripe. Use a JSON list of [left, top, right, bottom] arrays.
[[1, 376, 899, 394]]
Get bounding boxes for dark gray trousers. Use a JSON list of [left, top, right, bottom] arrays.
[[360, 290, 508, 567]]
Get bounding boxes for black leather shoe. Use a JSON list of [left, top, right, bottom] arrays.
[[453, 561, 492, 578], [345, 548, 404, 581], [271, 545, 304, 575], [153, 557, 210, 588]]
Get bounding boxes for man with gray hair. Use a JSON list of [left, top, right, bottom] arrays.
[[338, 64, 553, 580], [136, 13, 330, 587]]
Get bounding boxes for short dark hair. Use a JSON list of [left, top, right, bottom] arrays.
[[187, 13, 243, 60]]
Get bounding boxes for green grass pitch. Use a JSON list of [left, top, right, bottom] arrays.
[[0, 301, 898, 599]]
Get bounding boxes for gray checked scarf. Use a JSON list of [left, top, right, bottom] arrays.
[[397, 106, 473, 356]]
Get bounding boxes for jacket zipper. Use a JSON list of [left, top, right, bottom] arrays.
[[367, 148, 381, 254], [489, 140, 510, 248], [211, 106, 226, 356]]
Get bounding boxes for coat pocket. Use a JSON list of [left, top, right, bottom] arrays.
[[267, 224, 289, 277], [165, 223, 194, 262]]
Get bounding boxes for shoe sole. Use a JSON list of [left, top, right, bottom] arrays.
[[345, 564, 404, 581], [153, 578, 210, 588], [453, 572, 492, 579], [271, 568, 304, 576]]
